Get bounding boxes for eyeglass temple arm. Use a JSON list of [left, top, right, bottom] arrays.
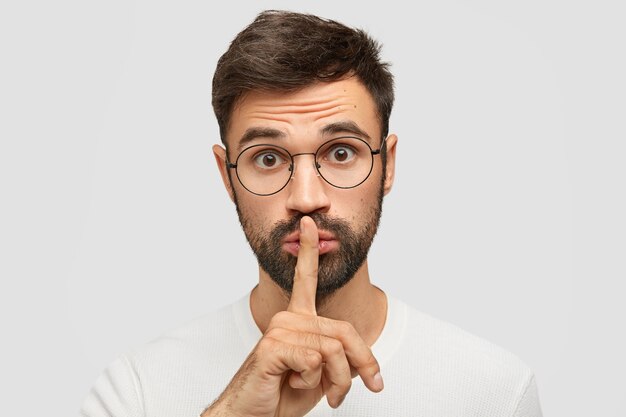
[[372, 135, 387, 155]]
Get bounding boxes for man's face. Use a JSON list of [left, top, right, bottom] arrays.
[[213, 78, 397, 299]]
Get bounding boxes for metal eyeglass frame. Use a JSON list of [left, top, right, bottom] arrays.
[[226, 136, 385, 196]]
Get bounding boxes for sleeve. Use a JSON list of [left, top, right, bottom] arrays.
[[80, 355, 145, 417], [512, 374, 543, 417]]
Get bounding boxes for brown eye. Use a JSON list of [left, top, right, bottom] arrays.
[[326, 145, 356, 164], [334, 148, 348, 161], [263, 154, 276, 166], [253, 151, 286, 169]]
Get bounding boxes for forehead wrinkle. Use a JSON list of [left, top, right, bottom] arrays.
[[247, 100, 355, 128], [247, 107, 348, 124], [247, 113, 294, 124], [311, 107, 353, 123], [245, 93, 351, 114]]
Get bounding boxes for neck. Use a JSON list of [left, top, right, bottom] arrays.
[[250, 260, 387, 347]]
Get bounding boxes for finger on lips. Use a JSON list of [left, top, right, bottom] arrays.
[[288, 216, 319, 316]]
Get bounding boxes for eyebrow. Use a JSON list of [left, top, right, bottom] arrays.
[[237, 127, 286, 151], [320, 121, 372, 142]]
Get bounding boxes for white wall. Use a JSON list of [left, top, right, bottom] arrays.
[[1, 1, 624, 416]]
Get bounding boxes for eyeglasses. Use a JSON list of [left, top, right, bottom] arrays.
[[227, 136, 384, 196]]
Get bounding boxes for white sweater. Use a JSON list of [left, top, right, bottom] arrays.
[[81, 293, 542, 417]]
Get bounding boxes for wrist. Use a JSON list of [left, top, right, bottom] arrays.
[[201, 398, 237, 417]]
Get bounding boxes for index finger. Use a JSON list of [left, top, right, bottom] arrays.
[[287, 216, 319, 315]]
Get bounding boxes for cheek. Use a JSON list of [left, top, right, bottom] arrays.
[[332, 186, 380, 222], [237, 195, 283, 229]]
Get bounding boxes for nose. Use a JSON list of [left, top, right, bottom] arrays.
[[285, 154, 331, 215]]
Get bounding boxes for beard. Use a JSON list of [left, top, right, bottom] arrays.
[[234, 184, 384, 301]]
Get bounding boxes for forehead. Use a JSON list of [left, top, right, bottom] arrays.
[[226, 77, 381, 150]]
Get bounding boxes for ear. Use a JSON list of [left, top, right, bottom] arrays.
[[212, 144, 236, 203], [383, 134, 398, 196]]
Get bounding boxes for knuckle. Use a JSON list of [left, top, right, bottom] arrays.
[[364, 351, 379, 369], [271, 310, 290, 324], [256, 336, 278, 354], [313, 316, 327, 334], [304, 332, 321, 350], [326, 338, 344, 357], [341, 321, 357, 337], [264, 327, 283, 339], [303, 350, 323, 369], [277, 310, 290, 320], [331, 320, 349, 336]]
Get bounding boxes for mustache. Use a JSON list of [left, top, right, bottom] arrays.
[[270, 213, 353, 241]]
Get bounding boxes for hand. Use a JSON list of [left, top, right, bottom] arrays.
[[202, 216, 384, 417]]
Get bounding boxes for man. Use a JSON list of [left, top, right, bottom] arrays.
[[81, 10, 542, 417]]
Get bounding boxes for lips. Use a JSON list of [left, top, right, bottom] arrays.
[[282, 230, 339, 256]]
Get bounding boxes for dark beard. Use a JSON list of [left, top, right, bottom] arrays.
[[235, 192, 383, 301]]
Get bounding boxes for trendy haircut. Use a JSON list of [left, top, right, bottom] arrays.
[[212, 10, 395, 149]]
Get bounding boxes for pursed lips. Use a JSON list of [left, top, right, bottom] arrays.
[[282, 230, 339, 256]]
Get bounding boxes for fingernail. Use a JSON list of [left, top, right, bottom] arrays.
[[299, 218, 305, 233], [373, 372, 384, 391]]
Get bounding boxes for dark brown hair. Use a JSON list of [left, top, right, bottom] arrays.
[[212, 10, 395, 147]]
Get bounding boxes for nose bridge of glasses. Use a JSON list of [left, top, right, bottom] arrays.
[[290, 152, 321, 176]]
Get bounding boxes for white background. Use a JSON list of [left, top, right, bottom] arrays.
[[1, 0, 625, 416]]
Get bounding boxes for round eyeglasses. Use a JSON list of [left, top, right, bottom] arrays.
[[227, 136, 384, 196]]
